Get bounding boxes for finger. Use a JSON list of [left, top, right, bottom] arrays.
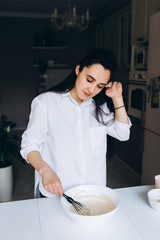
[[112, 81, 119, 89], [106, 81, 113, 88], [48, 184, 55, 194], [115, 82, 121, 88], [44, 184, 52, 194], [105, 88, 111, 95], [105, 90, 112, 98], [53, 184, 59, 196], [57, 182, 64, 197]]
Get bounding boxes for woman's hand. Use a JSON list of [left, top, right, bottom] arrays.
[[105, 81, 129, 124], [27, 151, 64, 197], [105, 81, 122, 99], [39, 164, 64, 197]]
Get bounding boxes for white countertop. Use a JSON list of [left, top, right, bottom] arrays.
[[0, 185, 159, 240]]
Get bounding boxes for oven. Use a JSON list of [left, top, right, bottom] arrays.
[[133, 45, 148, 70], [128, 71, 147, 120]]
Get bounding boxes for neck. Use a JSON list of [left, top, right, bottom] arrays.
[[70, 88, 82, 105]]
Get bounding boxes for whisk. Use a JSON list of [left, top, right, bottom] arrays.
[[63, 193, 91, 216]]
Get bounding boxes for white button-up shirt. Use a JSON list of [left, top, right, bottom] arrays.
[[20, 92, 131, 197]]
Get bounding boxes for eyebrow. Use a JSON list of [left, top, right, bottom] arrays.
[[87, 75, 107, 86]]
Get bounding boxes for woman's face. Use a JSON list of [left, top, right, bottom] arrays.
[[70, 64, 111, 104]]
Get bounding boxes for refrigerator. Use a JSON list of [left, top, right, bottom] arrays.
[[141, 11, 160, 184]]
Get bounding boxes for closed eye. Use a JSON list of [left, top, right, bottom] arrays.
[[97, 84, 105, 89], [86, 76, 106, 89], [87, 78, 93, 83]]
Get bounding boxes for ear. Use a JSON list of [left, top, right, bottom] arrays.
[[75, 64, 80, 76]]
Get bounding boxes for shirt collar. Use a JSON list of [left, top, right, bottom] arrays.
[[61, 91, 94, 106], [61, 91, 70, 98]]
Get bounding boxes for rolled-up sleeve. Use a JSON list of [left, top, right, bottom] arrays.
[[101, 103, 132, 141], [107, 118, 132, 141], [20, 96, 48, 162]]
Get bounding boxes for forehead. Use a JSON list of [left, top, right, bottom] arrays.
[[83, 64, 110, 83]]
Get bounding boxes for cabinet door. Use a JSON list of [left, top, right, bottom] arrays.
[[103, 8, 131, 68], [118, 11, 131, 68], [86, 26, 103, 50], [114, 116, 143, 175], [141, 129, 160, 184], [131, 0, 147, 43], [147, 0, 160, 39], [132, 0, 160, 44], [103, 17, 119, 62], [87, 4, 131, 69]]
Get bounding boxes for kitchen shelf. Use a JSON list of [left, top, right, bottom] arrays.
[[33, 64, 69, 68], [32, 46, 67, 50]]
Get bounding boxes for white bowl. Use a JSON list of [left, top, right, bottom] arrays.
[[148, 189, 160, 211], [61, 185, 120, 224]]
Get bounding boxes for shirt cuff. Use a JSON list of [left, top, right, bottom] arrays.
[[20, 146, 41, 163], [114, 117, 132, 130]]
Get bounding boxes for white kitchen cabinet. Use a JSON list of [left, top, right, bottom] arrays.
[[131, 0, 160, 44], [141, 129, 160, 184], [147, 0, 160, 38], [131, 0, 147, 43]]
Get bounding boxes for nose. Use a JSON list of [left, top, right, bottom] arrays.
[[89, 84, 96, 93]]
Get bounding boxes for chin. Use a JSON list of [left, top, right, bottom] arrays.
[[79, 90, 92, 101], [82, 95, 90, 100]]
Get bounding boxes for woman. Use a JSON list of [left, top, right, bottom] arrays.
[[20, 48, 131, 198]]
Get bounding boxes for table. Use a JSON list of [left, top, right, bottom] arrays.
[[0, 185, 160, 240]]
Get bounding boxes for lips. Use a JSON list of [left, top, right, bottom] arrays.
[[83, 91, 90, 97]]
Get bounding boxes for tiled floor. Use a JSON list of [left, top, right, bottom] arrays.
[[11, 155, 141, 202]]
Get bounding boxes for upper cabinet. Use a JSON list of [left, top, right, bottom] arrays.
[[131, 0, 147, 43], [87, 4, 131, 69], [104, 6, 131, 69], [131, 0, 160, 44]]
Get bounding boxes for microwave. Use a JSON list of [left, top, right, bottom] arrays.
[[134, 46, 148, 70]]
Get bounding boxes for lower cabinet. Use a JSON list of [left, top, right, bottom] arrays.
[[113, 116, 143, 176]]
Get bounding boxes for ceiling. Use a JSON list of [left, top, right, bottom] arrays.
[[0, 0, 130, 20]]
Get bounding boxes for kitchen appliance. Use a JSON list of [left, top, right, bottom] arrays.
[[127, 39, 149, 175], [131, 45, 148, 71], [128, 82, 146, 119], [141, 11, 160, 184], [129, 71, 147, 83], [128, 70, 147, 120]]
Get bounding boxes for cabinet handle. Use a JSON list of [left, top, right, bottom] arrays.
[[137, 37, 144, 41]]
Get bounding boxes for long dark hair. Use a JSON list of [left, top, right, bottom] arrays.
[[47, 48, 117, 124]]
